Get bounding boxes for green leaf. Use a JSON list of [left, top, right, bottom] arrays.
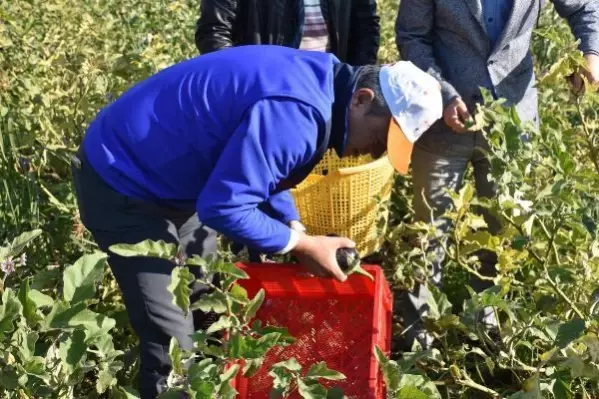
[[186, 255, 207, 268], [97, 369, 117, 393], [252, 332, 283, 357], [229, 332, 246, 359], [244, 289, 265, 322], [109, 239, 178, 259], [326, 387, 345, 399], [509, 105, 522, 126], [464, 213, 488, 230], [95, 334, 119, 358], [167, 267, 194, 317], [272, 358, 303, 372], [63, 252, 108, 303], [220, 275, 240, 293], [59, 329, 87, 374], [29, 289, 54, 308], [398, 374, 442, 399], [297, 379, 328, 399], [251, 322, 296, 345], [397, 386, 430, 399], [18, 278, 40, 324], [434, 314, 463, 331], [198, 339, 225, 358], [191, 290, 228, 314], [31, 267, 61, 290], [219, 364, 239, 386], [0, 288, 23, 335], [462, 231, 501, 253], [188, 358, 218, 380], [269, 366, 293, 394], [556, 318, 585, 348], [218, 383, 238, 399], [67, 309, 117, 342], [190, 380, 216, 399], [44, 301, 86, 329], [168, 337, 184, 375], [375, 345, 400, 392], [509, 375, 542, 398], [23, 357, 49, 380], [539, 348, 557, 362], [0, 367, 19, 390], [561, 353, 599, 379], [426, 286, 453, 320], [9, 229, 42, 257], [582, 334, 599, 362], [552, 378, 572, 399], [229, 283, 249, 304], [211, 260, 249, 280], [206, 315, 239, 334], [243, 357, 264, 377], [305, 362, 346, 381], [14, 329, 36, 362], [452, 183, 475, 210]]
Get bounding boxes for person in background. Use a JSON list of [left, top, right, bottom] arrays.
[[395, 0, 599, 350], [195, 0, 380, 261], [72, 44, 443, 398], [194, 0, 381, 66]]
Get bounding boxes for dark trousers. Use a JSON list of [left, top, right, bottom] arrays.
[[71, 150, 218, 398]]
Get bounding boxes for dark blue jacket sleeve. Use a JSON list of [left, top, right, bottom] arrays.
[[196, 98, 321, 253]]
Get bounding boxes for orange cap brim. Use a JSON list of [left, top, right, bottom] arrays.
[[387, 119, 413, 175]]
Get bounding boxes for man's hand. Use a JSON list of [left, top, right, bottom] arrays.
[[443, 97, 472, 133], [569, 53, 599, 94], [291, 234, 355, 282]]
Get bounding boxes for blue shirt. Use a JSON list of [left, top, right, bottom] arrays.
[[482, 0, 513, 92], [82, 45, 341, 254], [483, 0, 513, 48]]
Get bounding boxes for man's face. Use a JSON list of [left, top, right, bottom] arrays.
[[343, 88, 391, 159]]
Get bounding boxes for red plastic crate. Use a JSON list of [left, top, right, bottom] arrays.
[[233, 263, 393, 399]]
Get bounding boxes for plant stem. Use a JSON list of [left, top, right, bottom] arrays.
[[508, 206, 585, 319], [501, 211, 526, 236], [577, 99, 599, 175], [440, 241, 495, 282], [537, 217, 560, 265], [510, 357, 547, 374], [456, 374, 501, 397], [542, 209, 585, 319], [543, 269, 586, 320]]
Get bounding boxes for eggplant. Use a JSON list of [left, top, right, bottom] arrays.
[[327, 233, 360, 271]]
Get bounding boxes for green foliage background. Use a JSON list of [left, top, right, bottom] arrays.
[[3, 0, 599, 398]]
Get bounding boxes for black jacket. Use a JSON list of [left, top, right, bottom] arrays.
[[194, 0, 380, 65]]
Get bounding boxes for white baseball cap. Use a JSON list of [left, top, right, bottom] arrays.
[[378, 61, 443, 175]]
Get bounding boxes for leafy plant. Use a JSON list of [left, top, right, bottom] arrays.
[[0, 230, 130, 398], [110, 240, 346, 399], [4, 0, 599, 397], [378, 3, 599, 398]]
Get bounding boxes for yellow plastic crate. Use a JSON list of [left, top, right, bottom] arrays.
[[290, 150, 395, 257]]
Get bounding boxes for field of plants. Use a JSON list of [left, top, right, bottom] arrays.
[[3, 0, 599, 398]]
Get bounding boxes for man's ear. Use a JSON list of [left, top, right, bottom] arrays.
[[351, 88, 375, 108]]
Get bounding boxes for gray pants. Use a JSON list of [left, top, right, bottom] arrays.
[[400, 131, 500, 346], [71, 150, 218, 398]]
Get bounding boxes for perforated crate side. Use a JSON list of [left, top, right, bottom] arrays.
[[233, 264, 392, 399]]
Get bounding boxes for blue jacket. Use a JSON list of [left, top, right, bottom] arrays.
[[82, 45, 355, 253]]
